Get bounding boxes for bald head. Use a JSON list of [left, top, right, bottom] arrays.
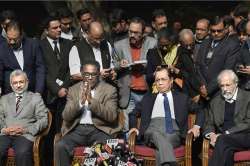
[[88, 21, 103, 36], [87, 21, 104, 48]]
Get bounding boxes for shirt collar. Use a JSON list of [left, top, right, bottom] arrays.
[[46, 36, 59, 47]]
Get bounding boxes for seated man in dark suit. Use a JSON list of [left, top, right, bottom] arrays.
[[0, 69, 48, 166], [129, 66, 189, 166], [203, 69, 250, 166]]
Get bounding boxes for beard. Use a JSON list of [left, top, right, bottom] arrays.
[[221, 90, 235, 100]]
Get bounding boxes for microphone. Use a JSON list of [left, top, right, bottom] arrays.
[[83, 157, 96, 166], [94, 143, 108, 166]]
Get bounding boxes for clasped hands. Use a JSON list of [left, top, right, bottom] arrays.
[[209, 132, 221, 147], [1, 125, 26, 136], [81, 81, 92, 105]]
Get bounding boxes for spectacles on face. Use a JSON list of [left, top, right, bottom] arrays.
[[210, 29, 224, 33], [82, 72, 98, 78]]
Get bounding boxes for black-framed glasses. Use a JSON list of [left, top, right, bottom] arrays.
[[82, 72, 98, 78]]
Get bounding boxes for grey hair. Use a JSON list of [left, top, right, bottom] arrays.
[[179, 29, 194, 42], [196, 18, 210, 27], [217, 69, 239, 85], [10, 69, 28, 83]]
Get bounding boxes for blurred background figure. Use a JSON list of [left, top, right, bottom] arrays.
[[57, 7, 76, 41], [108, 8, 129, 44]]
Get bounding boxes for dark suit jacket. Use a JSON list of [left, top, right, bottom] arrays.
[[40, 37, 73, 104], [203, 88, 250, 135], [0, 37, 45, 95], [129, 90, 189, 140], [196, 35, 240, 97]]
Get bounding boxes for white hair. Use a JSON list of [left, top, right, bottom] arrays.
[[217, 69, 238, 85], [179, 28, 194, 42]]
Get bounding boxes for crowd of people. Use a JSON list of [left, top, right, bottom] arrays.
[[0, 4, 250, 166]]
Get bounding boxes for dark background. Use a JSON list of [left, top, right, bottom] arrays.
[[0, 1, 242, 37]]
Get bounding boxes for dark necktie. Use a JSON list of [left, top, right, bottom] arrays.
[[16, 96, 22, 112], [163, 93, 174, 134], [53, 40, 60, 61]]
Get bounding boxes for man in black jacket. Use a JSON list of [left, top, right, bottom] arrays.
[[196, 16, 240, 100], [129, 67, 189, 166], [40, 15, 73, 166]]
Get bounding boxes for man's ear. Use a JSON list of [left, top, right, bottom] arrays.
[[44, 29, 48, 35], [152, 21, 155, 29]]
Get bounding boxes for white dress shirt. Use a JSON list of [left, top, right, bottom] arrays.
[[13, 45, 24, 70], [46, 37, 60, 52], [69, 41, 113, 75], [79, 90, 95, 124], [151, 91, 176, 119]]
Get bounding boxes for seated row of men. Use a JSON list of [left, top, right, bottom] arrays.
[[1, 63, 250, 166]]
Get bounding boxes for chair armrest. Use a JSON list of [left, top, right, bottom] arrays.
[[54, 133, 62, 145], [53, 133, 62, 166], [202, 138, 210, 166], [33, 111, 52, 166], [185, 132, 193, 166], [128, 131, 137, 153]]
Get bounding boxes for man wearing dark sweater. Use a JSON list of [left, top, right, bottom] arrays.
[[203, 69, 250, 166]]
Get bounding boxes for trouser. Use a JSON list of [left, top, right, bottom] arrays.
[[209, 133, 250, 166], [144, 118, 181, 166], [54, 124, 112, 166], [0, 135, 33, 166], [124, 90, 146, 132]]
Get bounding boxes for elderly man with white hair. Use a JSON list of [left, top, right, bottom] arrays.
[[202, 69, 250, 166]]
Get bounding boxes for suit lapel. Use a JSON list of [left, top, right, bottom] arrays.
[[124, 39, 133, 63], [234, 89, 242, 116], [6, 45, 21, 69], [44, 38, 58, 62], [216, 96, 225, 125], [93, 82, 103, 100], [22, 40, 29, 71], [59, 38, 65, 60], [8, 93, 16, 115], [147, 93, 157, 117]]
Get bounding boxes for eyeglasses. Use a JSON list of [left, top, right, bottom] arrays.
[[210, 29, 224, 33], [82, 72, 98, 78]]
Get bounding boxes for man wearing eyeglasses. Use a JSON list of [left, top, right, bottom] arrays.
[[114, 17, 157, 132], [196, 16, 240, 101], [69, 21, 116, 83], [55, 60, 120, 166], [0, 20, 45, 96], [129, 67, 189, 166]]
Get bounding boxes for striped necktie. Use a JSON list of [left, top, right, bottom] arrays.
[[16, 96, 22, 112]]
